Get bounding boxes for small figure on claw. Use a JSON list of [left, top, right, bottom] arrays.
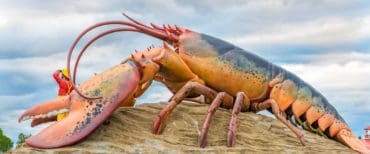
[[53, 68, 73, 121]]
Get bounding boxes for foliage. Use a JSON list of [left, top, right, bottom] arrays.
[[16, 133, 31, 146], [0, 128, 13, 152]]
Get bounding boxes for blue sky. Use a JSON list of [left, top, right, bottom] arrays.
[[0, 0, 369, 144]]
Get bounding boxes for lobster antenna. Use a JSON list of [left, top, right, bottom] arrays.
[[67, 13, 179, 100], [72, 27, 138, 90], [121, 13, 153, 30]]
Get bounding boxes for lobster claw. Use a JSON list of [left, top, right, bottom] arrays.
[[19, 62, 140, 148]]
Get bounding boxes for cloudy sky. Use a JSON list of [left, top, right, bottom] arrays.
[[0, 0, 369, 144]]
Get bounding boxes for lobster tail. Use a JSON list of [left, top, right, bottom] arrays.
[[269, 70, 369, 153], [320, 110, 369, 153], [336, 129, 370, 153]]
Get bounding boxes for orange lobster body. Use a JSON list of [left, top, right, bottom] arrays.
[[178, 32, 270, 101], [19, 14, 369, 153]]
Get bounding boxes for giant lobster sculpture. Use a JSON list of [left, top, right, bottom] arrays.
[[19, 14, 369, 153]]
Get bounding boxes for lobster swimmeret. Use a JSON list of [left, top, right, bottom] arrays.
[[19, 14, 369, 153]]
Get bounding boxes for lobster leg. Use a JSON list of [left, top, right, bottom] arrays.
[[152, 81, 221, 134], [251, 99, 305, 146], [199, 92, 233, 148], [227, 92, 249, 147]]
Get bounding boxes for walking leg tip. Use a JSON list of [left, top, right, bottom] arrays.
[[152, 116, 162, 134]]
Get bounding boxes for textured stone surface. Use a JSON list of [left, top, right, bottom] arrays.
[[12, 101, 355, 153]]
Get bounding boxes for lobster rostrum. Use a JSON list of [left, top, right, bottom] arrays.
[[19, 13, 369, 153]]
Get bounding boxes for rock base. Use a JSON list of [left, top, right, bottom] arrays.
[[12, 101, 355, 153]]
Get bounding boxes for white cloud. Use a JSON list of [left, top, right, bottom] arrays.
[[136, 82, 172, 105], [281, 52, 370, 117], [0, 16, 8, 28], [0, 43, 138, 82], [0, 52, 65, 78], [0, 94, 37, 109], [282, 54, 370, 91], [303, 52, 370, 64], [229, 16, 370, 46], [0, 109, 46, 144]]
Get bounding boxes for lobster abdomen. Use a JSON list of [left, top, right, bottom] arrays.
[[269, 70, 348, 138], [178, 32, 349, 138]]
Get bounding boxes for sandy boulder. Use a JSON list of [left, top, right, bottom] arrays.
[[12, 101, 355, 153]]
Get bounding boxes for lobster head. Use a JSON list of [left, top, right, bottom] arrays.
[[19, 61, 140, 148], [18, 13, 196, 148]]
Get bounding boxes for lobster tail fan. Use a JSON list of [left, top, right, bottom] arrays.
[[336, 129, 370, 153]]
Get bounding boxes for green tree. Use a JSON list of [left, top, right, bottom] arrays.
[[16, 133, 31, 146], [0, 128, 13, 152]]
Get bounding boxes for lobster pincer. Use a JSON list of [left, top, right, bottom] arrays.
[[19, 61, 140, 148]]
